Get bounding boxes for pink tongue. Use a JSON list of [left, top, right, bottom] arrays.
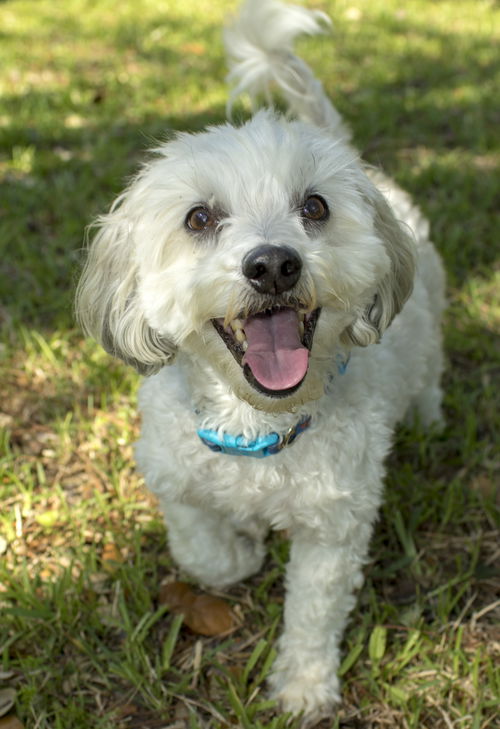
[[242, 309, 309, 391]]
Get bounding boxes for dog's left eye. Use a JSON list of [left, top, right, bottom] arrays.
[[186, 206, 216, 232], [302, 195, 329, 222]]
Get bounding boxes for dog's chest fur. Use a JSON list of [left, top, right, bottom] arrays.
[[135, 269, 433, 536]]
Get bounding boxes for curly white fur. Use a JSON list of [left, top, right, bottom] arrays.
[[76, 0, 445, 722]]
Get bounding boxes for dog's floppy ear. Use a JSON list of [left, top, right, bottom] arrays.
[[342, 188, 416, 347], [75, 199, 176, 375]]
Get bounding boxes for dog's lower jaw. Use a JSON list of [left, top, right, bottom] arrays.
[[183, 329, 327, 415], [232, 370, 325, 414]]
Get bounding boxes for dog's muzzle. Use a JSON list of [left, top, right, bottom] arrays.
[[212, 244, 320, 398]]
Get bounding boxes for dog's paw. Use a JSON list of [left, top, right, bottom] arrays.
[[268, 657, 340, 725], [165, 505, 266, 589], [189, 530, 266, 589]]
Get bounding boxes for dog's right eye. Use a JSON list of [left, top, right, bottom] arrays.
[[186, 206, 216, 232], [302, 195, 329, 222]]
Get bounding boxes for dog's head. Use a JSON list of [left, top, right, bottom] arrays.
[[76, 111, 415, 412]]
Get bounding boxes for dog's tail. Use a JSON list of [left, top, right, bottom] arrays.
[[224, 0, 350, 140]]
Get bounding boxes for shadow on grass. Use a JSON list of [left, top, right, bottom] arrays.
[[0, 106, 227, 330], [330, 17, 498, 149]]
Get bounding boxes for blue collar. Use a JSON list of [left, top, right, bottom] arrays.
[[197, 415, 312, 458], [196, 352, 349, 459]]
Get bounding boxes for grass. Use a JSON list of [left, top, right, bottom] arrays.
[[0, 0, 499, 727]]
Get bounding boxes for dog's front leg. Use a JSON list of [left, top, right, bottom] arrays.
[[161, 502, 267, 589], [269, 524, 372, 722]]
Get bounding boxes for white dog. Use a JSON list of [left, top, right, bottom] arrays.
[[76, 0, 445, 722]]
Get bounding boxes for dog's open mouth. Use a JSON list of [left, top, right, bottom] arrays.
[[212, 307, 320, 397]]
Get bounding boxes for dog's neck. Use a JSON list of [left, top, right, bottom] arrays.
[[177, 350, 350, 444]]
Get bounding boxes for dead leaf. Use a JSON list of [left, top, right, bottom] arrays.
[[39, 568, 57, 581], [114, 703, 139, 718], [101, 543, 124, 572], [0, 716, 24, 729], [186, 594, 236, 636], [0, 413, 14, 428], [159, 581, 196, 611], [470, 474, 500, 504], [181, 42, 206, 56], [159, 581, 237, 636], [0, 690, 16, 718]]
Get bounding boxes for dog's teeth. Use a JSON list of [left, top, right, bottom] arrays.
[[235, 328, 246, 344], [241, 340, 248, 352], [299, 320, 305, 337], [231, 318, 244, 331]]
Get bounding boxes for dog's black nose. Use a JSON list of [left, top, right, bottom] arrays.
[[242, 245, 302, 295]]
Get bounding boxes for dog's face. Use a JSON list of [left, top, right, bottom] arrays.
[[76, 111, 415, 413]]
